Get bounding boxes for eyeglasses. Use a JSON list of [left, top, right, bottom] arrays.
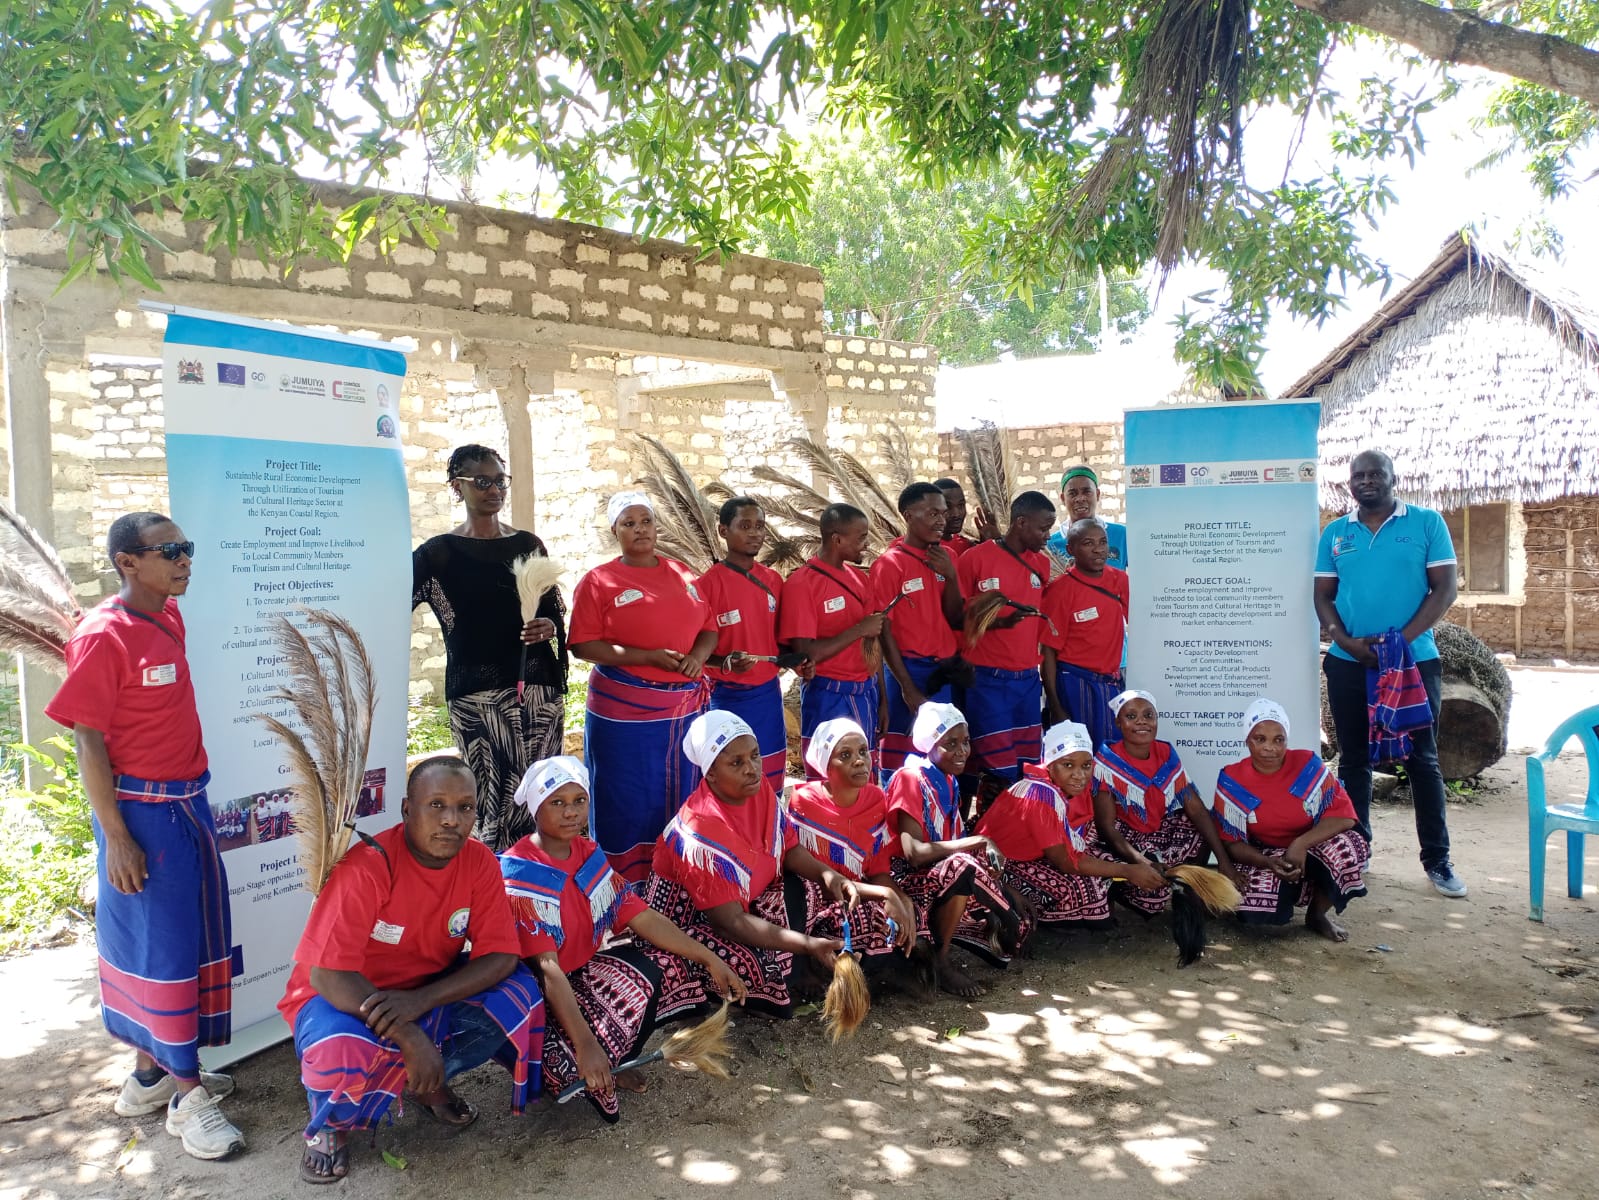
[[453, 475, 512, 492], [128, 541, 195, 561]]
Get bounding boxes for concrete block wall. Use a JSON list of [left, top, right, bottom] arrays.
[[936, 420, 1125, 533]]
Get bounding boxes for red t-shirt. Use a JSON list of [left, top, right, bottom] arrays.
[[1214, 749, 1358, 849], [942, 535, 979, 559], [651, 780, 798, 911], [1041, 566, 1130, 676], [787, 781, 894, 881], [278, 824, 521, 1027], [697, 560, 783, 686], [567, 557, 716, 683], [776, 558, 873, 682], [956, 540, 1049, 671], [978, 771, 1094, 864], [45, 597, 207, 781], [870, 539, 958, 660], [499, 834, 648, 973]]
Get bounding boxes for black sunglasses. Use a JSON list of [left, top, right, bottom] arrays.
[[453, 475, 512, 492], [128, 541, 195, 561]]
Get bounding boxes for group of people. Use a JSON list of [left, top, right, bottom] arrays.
[[48, 441, 1466, 1174]]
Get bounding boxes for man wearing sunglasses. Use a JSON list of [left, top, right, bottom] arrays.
[[46, 513, 246, 1161]]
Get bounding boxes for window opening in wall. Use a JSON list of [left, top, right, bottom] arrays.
[[1443, 503, 1508, 594]]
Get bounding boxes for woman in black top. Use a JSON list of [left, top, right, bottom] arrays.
[[413, 444, 567, 850]]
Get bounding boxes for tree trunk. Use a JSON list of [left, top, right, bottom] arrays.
[[1437, 679, 1507, 782], [1289, 0, 1599, 108]]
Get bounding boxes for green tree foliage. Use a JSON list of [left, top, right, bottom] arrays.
[[747, 127, 1149, 364], [3, 0, 1596, 388]]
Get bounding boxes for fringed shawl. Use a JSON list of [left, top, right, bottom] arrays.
[[1094, 740, 1195, 825], [658, 782, 790, 908], [786, 804, 886, 882], [500, 842, 630, 951], [892, 756, 964, 844], [1214, 752, 1342, 841]]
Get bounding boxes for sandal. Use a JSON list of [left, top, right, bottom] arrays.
[[300, 1130, 349, 1185], [411, 1086, 478, 1129]]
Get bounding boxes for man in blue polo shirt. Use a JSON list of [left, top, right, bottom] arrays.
[[1046, 466, 1128, 570], [1314, 449, 1465, 898]]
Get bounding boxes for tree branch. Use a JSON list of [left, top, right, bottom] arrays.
[[1289, 0, 1599, 107]]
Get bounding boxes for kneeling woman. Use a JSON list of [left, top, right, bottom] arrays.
[[641, 712, 853, 1017], [499, 756, 747, 1123], [979, 721, 1163, 928], [786, 719, 917, 967], [281, 759, 543, 1184], [1214, 700, 1369, 941], [886, 703, 1032, 998], [1092, 689, 1238, 914]]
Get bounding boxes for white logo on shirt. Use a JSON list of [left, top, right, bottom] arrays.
[[717, 609, 742, 627], [767, 593, 777, 613], [142, 663, 177, 686], [823, 596, 846, 614], [370, 920, 404, 945], [978, 577, 1000, 592], [615, 588, 644, 607], [902, 577, 925, 595], [1073, 606, 1099, 623]]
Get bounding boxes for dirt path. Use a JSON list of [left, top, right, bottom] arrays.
[[3, 755, 1596, 1200]]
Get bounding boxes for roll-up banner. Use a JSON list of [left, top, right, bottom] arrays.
[[156, 304, 411, 1064], [1124, 401, 1322, 801]]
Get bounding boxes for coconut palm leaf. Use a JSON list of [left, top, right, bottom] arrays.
[[0, 499, 82, 671], [255, 609, 376, 895], [956, 421, 1016, 519]]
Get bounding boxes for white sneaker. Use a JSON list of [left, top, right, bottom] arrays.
[[165, 1086, 246, 1160], [115, 1070, 235, 1117]]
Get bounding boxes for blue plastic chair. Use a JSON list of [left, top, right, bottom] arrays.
[[1526, 703, 1599, 922]]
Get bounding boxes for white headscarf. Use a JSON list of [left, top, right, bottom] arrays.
[[512, 755, 589, 818], [607, 490, 653, 527], [1243, 697, 1291, 742], [911, 702, 967, 753], [806, 718, 867, 779], [1041, 721, 1095, 766], [1109, 688, 1157, 717], [682, 711, 757, 772]]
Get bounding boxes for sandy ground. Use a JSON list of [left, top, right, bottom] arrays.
[[2, 747, 1597, 1200]]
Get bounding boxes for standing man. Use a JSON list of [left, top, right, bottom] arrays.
[[1314, 450, 1466, 898], [933, 477, 999, 558], [1041, 517, 1130, 753], [1046, 466, 1128, 571], [956, 491, 1055, 785], [779, 503, 886, 777], [45, 512, 245, 1159], [871, 482, 963, 781]]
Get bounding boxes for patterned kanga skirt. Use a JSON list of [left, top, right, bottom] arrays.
[[638, 875, 799, 1019], [1235, 831, 1370, 924], [1002, 858, 1114, 927], [890, 853, 1032, 967], [786, 876, 900, 965], [1087, 812, 1206, 917]]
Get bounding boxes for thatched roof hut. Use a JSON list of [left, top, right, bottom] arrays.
[[1282, 232, 1599, 512], [1283, 231, 1599, 662]]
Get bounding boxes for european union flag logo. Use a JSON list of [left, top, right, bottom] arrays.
[[1159, 464, 1186, 485], [218, 362, 247, 387]]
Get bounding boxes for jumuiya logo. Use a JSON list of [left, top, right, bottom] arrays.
[[176, 360, 205, 384], [218, 362, 246, 388], [376, 415, 397, 439], [279, 374, 327, 398]]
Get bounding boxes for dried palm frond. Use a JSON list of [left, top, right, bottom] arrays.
[[253, 609, 376, 895], [1044, 544, 1074, 582], [781, 437, 901, 548], [955, 422, 1015, 520], [0, 500, 82, 672], [963, 590, 1009, 649], [630, 433, 723, 573], [759, 531, 818, 571], [511, 554, 563, 622]]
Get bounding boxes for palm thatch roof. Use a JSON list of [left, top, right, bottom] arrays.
[[1281, 233, 1599, 511]]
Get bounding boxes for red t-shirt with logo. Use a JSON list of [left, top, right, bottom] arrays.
[[277, 824, 520, 1027], [776, 557, 873, 682], [1041, 566, 1130, 676], [956, 540, 1049, 671], [697, 560, 784, 686], [869, 539, 958, 660], [45, 597, 207, 781], [568, 557, 716, 683]]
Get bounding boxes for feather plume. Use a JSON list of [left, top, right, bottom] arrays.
[[955, 422, 1015, 519], [631, 434, 723, 572], [253, 609, 376, 895], [511, 554, 563, 622], [0, 499, 82, 672], [963, 590, 1009, 649]]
